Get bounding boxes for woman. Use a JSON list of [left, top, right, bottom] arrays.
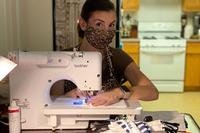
[[65, 0, 158, 106]]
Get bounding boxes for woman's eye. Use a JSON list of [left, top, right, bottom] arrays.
[[109, 23, 115, 28], [95, 22, 104, 28]]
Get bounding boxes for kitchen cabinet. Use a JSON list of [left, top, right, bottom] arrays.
[[122, 0, 139, 11], [184, 42, 200, 91], [122, 41, 139, 65], [182, 0, 200, 12]]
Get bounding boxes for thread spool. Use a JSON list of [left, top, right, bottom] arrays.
[[8, 100, 21, 133]]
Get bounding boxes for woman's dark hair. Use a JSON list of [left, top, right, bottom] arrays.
[[78, 0, 115, 38]]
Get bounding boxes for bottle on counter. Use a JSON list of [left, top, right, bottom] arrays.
[[184, 24, 193, 39], [181, 14, 187, 38], [193, 15, 200, 35], [130, 19, 138, 38], [184, 18, 193, 39], [124, 14, 132, 37], [8, 100, 21, 133], [198, 28, 200, 38]]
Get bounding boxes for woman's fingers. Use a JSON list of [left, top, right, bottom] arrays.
[[90, 98, 106, 106]]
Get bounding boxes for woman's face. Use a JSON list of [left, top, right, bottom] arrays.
[[86, 10, 116, 30], [80, 10, 116, 50]]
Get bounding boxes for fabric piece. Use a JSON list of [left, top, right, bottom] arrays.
[[109, 120, 132, 133], [135, 111, 186, 131], [134, 121, 151, 133], [147, 120, 164, 131]]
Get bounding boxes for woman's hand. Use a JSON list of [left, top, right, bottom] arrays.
[[64, 89, 86, 98], [87, 88, 124, 106]]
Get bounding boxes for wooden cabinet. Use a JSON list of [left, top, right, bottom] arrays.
[[182, 0, 200, 12], [122, 0, 139, 11], [184, 42, 200, 91], [122, 41, 139, 65]]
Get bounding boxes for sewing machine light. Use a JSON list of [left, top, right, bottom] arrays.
[[73, 99, 85, 105], [0, 56, 17, 81]]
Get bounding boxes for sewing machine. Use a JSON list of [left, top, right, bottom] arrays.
[[9, 51, 142, 130]]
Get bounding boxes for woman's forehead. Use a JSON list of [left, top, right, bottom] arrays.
[[88, 10, 116, 23]]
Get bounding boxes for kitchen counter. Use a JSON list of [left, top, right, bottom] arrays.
[[187, 39, 200, 42], [122, 38, 200, 41], [121, 38, 200, 43], [121, 38, 140, 42]]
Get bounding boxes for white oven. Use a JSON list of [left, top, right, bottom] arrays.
[[138, 22, 186, 92], [140, 39, 186, 92]]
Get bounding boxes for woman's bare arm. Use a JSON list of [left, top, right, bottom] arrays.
[[124, 61, 159, 101]]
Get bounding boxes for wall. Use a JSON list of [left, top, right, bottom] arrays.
[[0, 0, 53, 56], [0, 0, 18, 56], [18, 0, 53, 51], [0, 0, 8, 56]]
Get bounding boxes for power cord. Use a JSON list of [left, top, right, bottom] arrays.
[[0, 116, 9, 133], [0, 115, 9, 126], [0, 103, 9, 127], [0, 120, 8, 126]]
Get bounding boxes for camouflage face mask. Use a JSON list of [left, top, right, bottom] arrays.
[[85, 26, 115, 50]]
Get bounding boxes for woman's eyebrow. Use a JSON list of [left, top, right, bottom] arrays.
[[94, 19, 116, 24], [110, 20, 116, 24], [94, 19, 105, 23]]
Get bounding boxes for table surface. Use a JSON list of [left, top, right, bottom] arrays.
[[1, 113, 199, 133], [21, 114, 200, 133]]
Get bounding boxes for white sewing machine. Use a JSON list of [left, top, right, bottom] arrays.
[[9, 51, 142, 130]]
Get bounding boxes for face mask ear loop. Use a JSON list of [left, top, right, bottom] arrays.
[[101, 46, 120, 91], [105, 46, 114, 78]]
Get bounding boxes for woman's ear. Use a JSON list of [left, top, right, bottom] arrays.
[[78, 17, 87, 31]]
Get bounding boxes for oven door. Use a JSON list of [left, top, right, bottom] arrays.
[[139, 46, 186, 80]]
